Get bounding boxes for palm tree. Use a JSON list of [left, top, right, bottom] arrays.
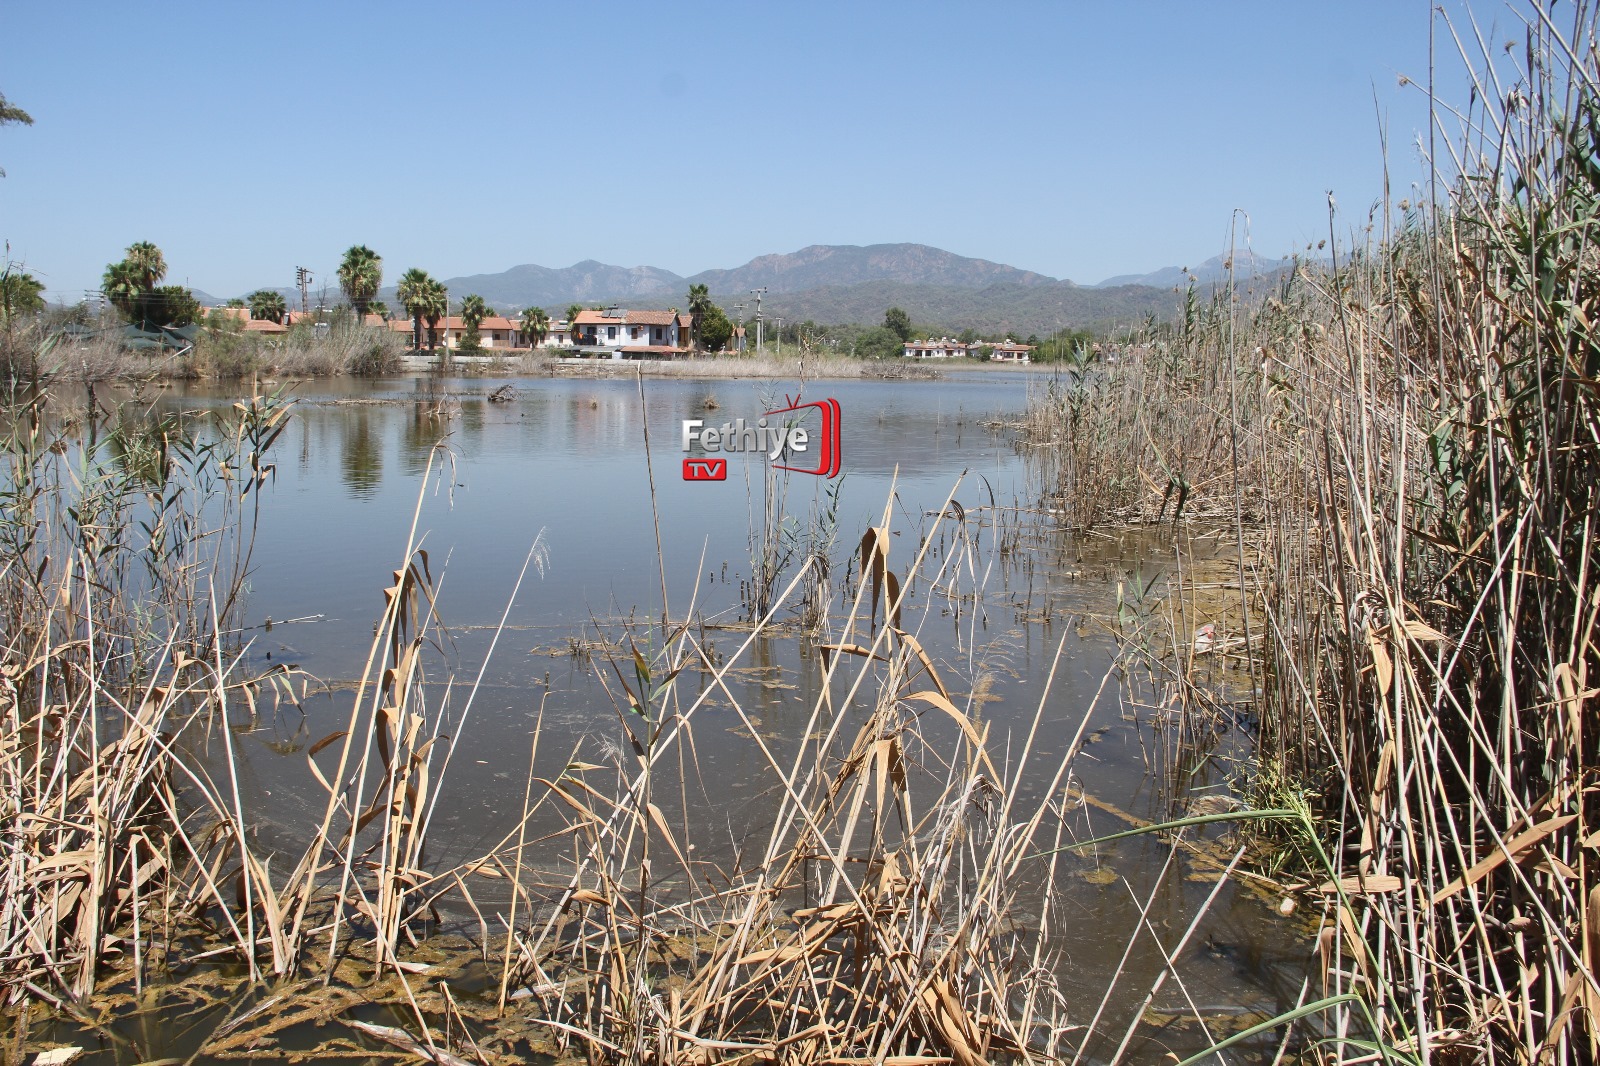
[[686, 283, 713, 349], [124, 242, 167, 291], [519, 307, 550, 348], [248, 289, 286, 323], [0, 270, 44, 323], [0, 93, 31, 128], [0, 91, 32, 178], [337, 245, 383, 321], [422, 279, 448, 350], [460, 294, 489, 351], [397, 268, 434, 351], [101, 260, 144, 319]]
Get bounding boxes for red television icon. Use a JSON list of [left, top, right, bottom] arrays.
[[766, 396, 843, 478], [683, 457, 728, 481]]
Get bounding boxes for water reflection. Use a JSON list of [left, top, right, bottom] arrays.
[[338, 408, 382, 497]]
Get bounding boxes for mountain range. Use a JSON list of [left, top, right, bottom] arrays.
[[227, 243, 1300, 336], [1090, 249, 1295, 289]]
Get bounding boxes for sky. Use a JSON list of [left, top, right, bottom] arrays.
[[0, 0, 1517, 301]]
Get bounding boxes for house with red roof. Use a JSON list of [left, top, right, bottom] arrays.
[[571, 308, 694, 358]]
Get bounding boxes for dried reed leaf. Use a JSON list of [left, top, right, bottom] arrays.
[[818, 643, 889, 665], [345, 1020, 476, 1066], [29, 1049, 83, 1066], [1431, 814, 1578, 904], [1366, 625, 1392, 698], [895, 631, 951, 700], [1318, 873, 1405, 895], [1398, 618, 1449, 643]]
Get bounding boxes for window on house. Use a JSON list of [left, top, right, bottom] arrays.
[[607, 326, 617, 339]]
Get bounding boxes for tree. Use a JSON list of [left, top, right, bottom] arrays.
[[0, 269, 44, 323], [459, 294, 489, 351], [686, 283, 713, 348], [565, 303, 583, 326], [422, 279, 447, 349], [856, 325, 903, 360], [0, 91, 33, 178], [337, 245, 383, 321], [141, 285, 201, 328], [226, 297, 246, 308], [884, 306, 912, 342], [100, 242, 194, 327], [397, 268, 435, 350], [520, 306, 550, 347], [369, 300, 390, 320], [697, 304, 733, 352], [125, 241, 167, 291], [101, 260, 143, 317], [248, 289, 286, 323]]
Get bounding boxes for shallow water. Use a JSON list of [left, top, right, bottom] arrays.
[[34, 371, 1308, 1063]]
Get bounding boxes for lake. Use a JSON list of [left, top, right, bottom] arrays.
[[51, 370, 1306, 1062]]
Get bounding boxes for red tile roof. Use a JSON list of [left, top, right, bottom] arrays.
[[572, 308, 685, 328]]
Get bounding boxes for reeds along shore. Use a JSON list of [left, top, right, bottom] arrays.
[[0, 317, 406, 387], [1026, 6, 1600, 1061]]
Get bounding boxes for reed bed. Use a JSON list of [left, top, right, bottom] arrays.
[[14, 366, 1284, 1064], [1027, 4, 1600, 1061], [495, 513, 1092, 1066], [5, 373, 1157, 1065]]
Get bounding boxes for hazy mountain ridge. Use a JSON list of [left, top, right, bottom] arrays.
[[684, 243, 1056, 295], [1093, 250, 1294, 289], [422, 260, 685, 308]]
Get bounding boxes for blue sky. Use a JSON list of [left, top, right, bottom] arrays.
[[1, 1, 1508, 301]]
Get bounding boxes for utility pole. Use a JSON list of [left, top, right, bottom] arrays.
[[295, 267, 312, 315], [749, 288, 766, 355], [774, 318, 784, 357]]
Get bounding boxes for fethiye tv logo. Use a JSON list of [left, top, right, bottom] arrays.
[[681, 396, 842, 481]]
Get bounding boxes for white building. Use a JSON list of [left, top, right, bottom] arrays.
[[902, 338, 971, 359], [572, 308, 693, 357]]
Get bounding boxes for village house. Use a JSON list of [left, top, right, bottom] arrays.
[[571, 308, 694, 358], [902, 338, 971, 359], [988, 341, 1034, 363], [901, 336, 1035, 362]]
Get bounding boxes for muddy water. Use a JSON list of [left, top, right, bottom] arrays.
[[41, 372, 1307, 1063]]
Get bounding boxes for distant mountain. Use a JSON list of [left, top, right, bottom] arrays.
[[1094, 250, 1293, 289], [424, 260, 685, 309], [686, 243, 1056, 294]]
